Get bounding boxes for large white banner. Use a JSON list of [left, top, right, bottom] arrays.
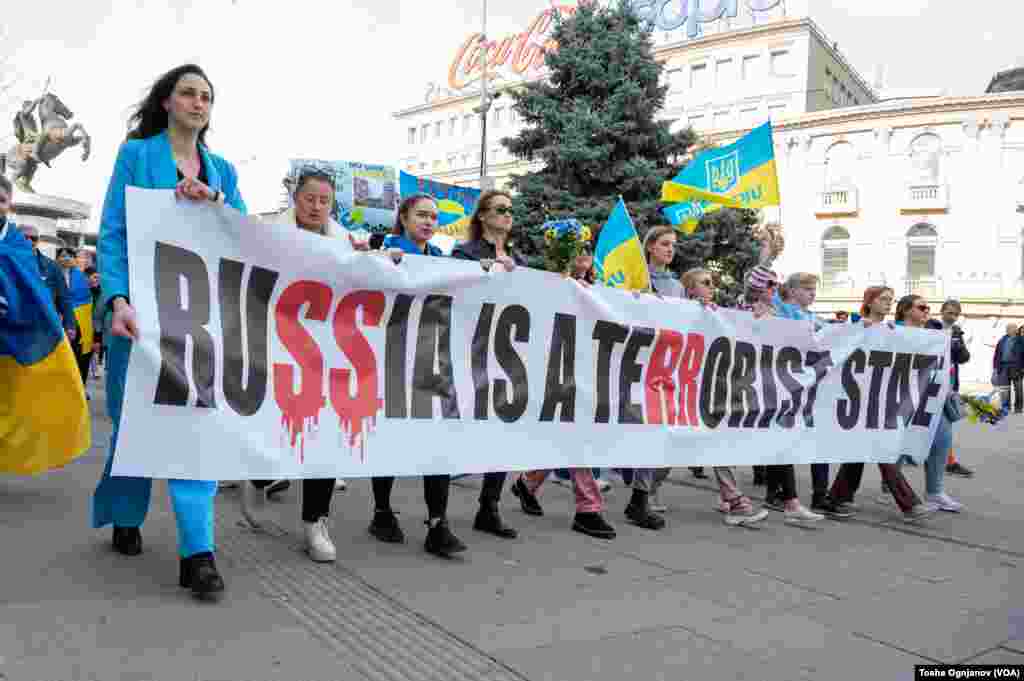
[[112, 189, 951, 479]]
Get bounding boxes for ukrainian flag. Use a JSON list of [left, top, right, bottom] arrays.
[[662, 121, 781, 234], [435, 198, 470, 239], [0, 228, 90, 474], [594, 198, 650, 292], [67, 267, 94, 353]]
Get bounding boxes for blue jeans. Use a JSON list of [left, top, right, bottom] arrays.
[[925, 413, 953, 496]]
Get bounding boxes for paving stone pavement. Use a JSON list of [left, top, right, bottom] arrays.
[[1, 380, 1022, 680]]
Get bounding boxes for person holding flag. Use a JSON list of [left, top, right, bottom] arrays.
[[0, 174, 91, 475], [56, 247, 94, 390]]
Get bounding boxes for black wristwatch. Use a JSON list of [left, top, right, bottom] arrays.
[[210, 190, 221, 203]]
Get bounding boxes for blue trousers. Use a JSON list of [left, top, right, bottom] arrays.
[[92, 335, 215, 558]]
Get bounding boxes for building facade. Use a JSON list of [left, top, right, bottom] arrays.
[[393, 1, 1024, 384]]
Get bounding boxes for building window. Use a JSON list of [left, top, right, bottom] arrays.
[[463, 114, 472, 134], [690, 63, 708, 90], [770, 50, 793, 77], [461, 153, 470, 167], [741, 54, 761, 81], [909, 133, 942, 184], [825, 141, 856, 188], [821, 225, 850, 287], [420, 125, 428, 143], [434, 121, 443, 138], [408, 127, 417, 145], [447, 154, 457, 168], [449, 117, 457, 136], [715, 58, 734, 88], [906, 223, 938, 281], [419, 162, 427, 171], [493, 107, 503, 127]]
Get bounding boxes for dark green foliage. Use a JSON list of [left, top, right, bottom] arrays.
[[502, 0, 695, 268], [501, 0, 762, 297]]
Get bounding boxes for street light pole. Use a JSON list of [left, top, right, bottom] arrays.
[[474, 0, 498, 190]]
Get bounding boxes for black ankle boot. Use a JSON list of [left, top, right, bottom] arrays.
[[112, 526, 142, 556], [424, 518, 467, 557], [473, 503, 518, 539], [179, 551, 225, 600], [624, 490, 666, 530], [511, 478, 544, 516], [572, 512, 616, 539]]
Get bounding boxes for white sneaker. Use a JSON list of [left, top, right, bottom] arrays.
[[597, 479, 612, 493], [904, 502, 938, 522], [784, 505, 824, 525], [648, 490, 667, 513], [875, 487, 894, 506], [926, 493, 963, 513], [334, 479, 347, 492], [304, 517, 336, 562], [724, 506, 768, 526]]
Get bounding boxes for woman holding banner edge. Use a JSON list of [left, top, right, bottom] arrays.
[[92, 64, 243, 600], [449, 190, 524, 540], [367, 193, 468, 557]]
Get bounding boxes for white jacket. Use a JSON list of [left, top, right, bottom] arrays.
[[263, 207, 352, 251]]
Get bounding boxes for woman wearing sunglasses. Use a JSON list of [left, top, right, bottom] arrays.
[[826, 288, 936, 521], [448, 189, 524, 540], [366, 193, 468, 557], [893, 295, 962, 512], [93, 64, 244, 600], [677, 267, 770, 526]]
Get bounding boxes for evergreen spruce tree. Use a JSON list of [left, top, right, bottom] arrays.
[[502, 0, 695, 267], [502, 0, 766, 301]]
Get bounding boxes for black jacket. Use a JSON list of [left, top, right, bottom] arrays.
[[450, 239, 528, 267], [994, 335, 1024, 373], [926, 320, 970, 392]]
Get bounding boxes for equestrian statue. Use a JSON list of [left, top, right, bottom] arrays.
[[3, 87, 91, 193]]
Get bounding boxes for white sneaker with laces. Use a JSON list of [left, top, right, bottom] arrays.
[[784, 505, 824, 525], [597, 479, 612, 493], [926, 493, 963, 513], [305, 517, 336, 562], [334, 479, 347, 492]]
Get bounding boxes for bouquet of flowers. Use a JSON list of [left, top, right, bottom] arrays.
[[960, 392, 1004, 426], [542, 219, 593, 275]]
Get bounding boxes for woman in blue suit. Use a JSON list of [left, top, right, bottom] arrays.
[[93, 64, 245, 600]]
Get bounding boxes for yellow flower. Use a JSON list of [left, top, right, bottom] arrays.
[[580, 226, 592, 242]]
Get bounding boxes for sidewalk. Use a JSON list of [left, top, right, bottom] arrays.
[[1, 380, 1022, 681]]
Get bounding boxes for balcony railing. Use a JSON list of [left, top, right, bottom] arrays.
[[902, 183, 949, 212], [815, 188, 859, 216]]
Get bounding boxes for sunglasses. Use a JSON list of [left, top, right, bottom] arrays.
[[491, 206, 513, 216]]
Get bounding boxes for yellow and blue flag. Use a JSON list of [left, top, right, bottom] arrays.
[[594, 198, 650, 292], [400, 171, 481, 239], [66, 267, 94, 352], [0, 226, 90, 474], [662, 121, 781, 234]]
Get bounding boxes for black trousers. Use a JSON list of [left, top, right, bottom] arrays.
[[765, 465, 798, 502], [479, 471, 506, 507], [300, 479, 337, 523], [810, 463, 830, 499], [74, 346, 92, 386], [372, 475, 450, 519]]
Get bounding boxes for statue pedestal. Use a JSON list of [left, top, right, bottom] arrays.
[[12, 192, 91, 257]]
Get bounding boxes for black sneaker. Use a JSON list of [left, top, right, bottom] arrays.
[[763, 494, 786, 512], [752, 467, 766, 486], [369, 510, 406, 543], [511, 478, 544, 516], [811, 497, 856, 519], [624, 501, 666, 530], [572, 512, 616, 539], [690, 467, 708, 480], [945, 463, 974, 478], [179, 551, 225, 600], [473, 504, 518, 539], [424, 520, 467, 558], [112, 526, 142, 556]]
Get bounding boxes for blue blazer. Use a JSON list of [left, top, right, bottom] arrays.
[[97, 130, 246, 313]]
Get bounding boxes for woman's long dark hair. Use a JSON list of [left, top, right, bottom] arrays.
[[895, 294, 922, 323], [127, 64, 214, 144], [467, 189, 512, 242]]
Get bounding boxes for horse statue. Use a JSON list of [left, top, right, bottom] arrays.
[[4, 91, 91, 193]]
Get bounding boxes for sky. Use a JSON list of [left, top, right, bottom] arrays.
[[1, 0, 1020, 223]]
